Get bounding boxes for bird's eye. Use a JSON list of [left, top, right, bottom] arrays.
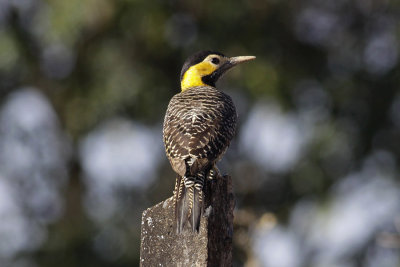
[[211, 57, 220, 64]]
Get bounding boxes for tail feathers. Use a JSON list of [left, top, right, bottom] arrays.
[[174, 175, 204, 233], [191, 188, 203, 231], [174, 175, 186, 233]]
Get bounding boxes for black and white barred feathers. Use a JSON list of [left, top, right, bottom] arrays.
[[163, 85, 237, 233]]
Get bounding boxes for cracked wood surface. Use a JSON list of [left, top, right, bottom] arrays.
[[140, 175, 234, 267]]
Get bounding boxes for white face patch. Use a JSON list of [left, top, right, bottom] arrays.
[[203, 54, 228, 66]]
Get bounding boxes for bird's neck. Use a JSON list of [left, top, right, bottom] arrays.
[[181, 62, 217, 91], [180, 68, 207, 92]]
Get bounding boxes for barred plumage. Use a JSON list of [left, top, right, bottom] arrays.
[[163, 51, 255, 233], [163, 86, 237, 232], [164, 86, 236, 174]]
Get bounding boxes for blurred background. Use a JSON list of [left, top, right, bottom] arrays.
[[0, 0, 399, 266]]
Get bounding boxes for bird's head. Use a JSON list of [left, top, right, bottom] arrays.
[[180, 50, 255, 92]]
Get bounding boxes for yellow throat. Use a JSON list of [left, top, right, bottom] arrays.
[[180, 61, 217, 92]]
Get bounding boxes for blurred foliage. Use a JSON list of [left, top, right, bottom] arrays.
[[0, 0, 400, 266]]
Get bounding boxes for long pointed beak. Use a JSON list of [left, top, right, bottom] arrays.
[[228, 55, 256, 65], [209, 55, 256, 82]]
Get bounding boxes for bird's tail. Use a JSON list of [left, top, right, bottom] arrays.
[[174, 172, 205, 233]]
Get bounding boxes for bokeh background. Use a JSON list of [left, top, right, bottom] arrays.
[[0, 0, 400, 266]]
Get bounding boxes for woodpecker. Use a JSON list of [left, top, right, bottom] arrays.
[[163, 51, 255, 233]]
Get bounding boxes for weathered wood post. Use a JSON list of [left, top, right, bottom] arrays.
[[140, 175, 235, 266]]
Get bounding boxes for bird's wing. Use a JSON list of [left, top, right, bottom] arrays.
[[163, 87, 236, 175]]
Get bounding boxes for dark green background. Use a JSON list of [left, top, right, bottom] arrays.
[[0, 0, 399, 266]]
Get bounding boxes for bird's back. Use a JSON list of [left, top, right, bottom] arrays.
[[163, 86, 237, 177]]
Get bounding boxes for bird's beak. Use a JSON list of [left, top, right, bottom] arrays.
[[228, 55, 256, 66], [221, 55, 256, 72], [213, 55, 256, 78], [207, 55, 256, 83]]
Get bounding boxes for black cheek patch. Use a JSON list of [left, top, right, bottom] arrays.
[[201, 74, 216, 87]]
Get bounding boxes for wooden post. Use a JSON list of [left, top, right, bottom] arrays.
[[140, 175, 235, 266]]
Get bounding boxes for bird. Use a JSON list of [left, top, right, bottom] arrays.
[[163, 50, 255, 233]]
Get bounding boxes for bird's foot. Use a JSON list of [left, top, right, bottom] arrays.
[[207, 166, 220, 180]]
